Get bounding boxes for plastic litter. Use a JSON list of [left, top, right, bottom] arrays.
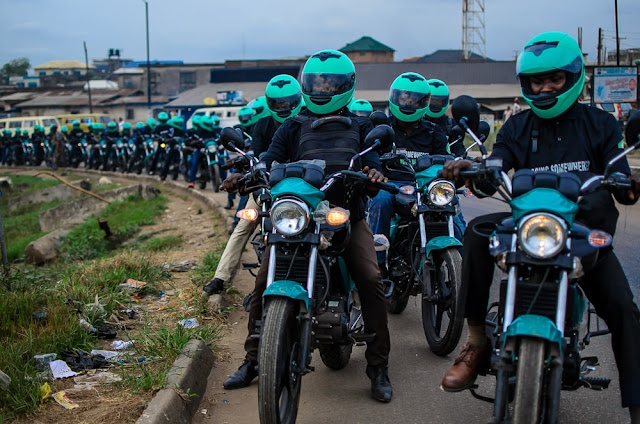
[[79, 318, 96, 333], [0, 370, 11, 390], [178, 318, 199, 328], [111, 340, 135, 350], [50, 360, 78, 379], [119, 278, 147, 293], [67, 370, 122, 394], [53, 390, 79, 409], [40, 382, 52, 402], [60, 348, 108, 371], [34, 353, 57, 369]]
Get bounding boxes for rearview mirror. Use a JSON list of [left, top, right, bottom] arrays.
[[220, 127, 245, 152], [477, 121, 491, 142], [451, 95, 480, 133], [449, 125, 465, 142], [625, 110, 640, 148], [364, 124, 395, 152], [369, 111, 389, 127]]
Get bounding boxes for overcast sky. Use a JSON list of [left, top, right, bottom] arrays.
[[1, 0, 639, 69]]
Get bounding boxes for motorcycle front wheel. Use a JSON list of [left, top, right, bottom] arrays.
[[513, 337, 547, 424], [258, 297, 302, 424], [422, 247, 464, 356], [209, 163, 221, 192]]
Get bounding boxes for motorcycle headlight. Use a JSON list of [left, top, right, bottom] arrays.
[[427, 181, 455, 206], [270, 199, 310, 236], [207, 145, 216, 153], [518, 213, 567, 259], [399, 185, 415, 195]]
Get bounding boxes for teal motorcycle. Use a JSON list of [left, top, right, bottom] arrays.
[[222, 125, 398, 424], [452, 98, 640, 424], [375, 148, 464, 355]]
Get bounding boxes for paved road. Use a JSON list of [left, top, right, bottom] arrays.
[[196, 191, 639, 424]]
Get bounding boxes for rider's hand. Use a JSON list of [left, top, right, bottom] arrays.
[[442, 159, 474, 182], [222, 173, 243, 192], [363, 166, 387, 196]]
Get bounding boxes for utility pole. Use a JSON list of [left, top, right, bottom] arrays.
[[597, 28, 603, 66], [144, 0, 152, 118], [615, 0, 620, 66], [83, 41, 93, 113]]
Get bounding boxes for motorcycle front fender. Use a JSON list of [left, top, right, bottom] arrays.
[[425, 236, 462, 258], [264, 280, 309, 310], [503, 314, 563, 352]]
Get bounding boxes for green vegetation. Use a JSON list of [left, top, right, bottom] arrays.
[[189, 243, 226, 287], [142, 235, 183, 252]]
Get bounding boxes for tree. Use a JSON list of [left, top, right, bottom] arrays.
[[0, 57, 31, 84]]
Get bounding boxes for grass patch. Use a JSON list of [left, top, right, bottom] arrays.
[[0, 174, 60, 201], [189, 242, 226, 287], [142, 235, 183, 252], [61, 194, 167, 261]]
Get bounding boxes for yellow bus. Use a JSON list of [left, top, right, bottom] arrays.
[[56, 114, 111, 132], [0, 116, 60, 135]]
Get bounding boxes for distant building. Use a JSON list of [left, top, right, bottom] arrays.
[[33, 60, 94, 77], [418, 49, 492, 63], [9, 76, 40, 88], [606, 48, 640, 66], [339, 36, 395, 63]]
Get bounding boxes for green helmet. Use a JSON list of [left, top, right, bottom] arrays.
[[348, 99, 373, 117], [22, 129, 29, 136], [169, 116, 184, 130], [424, 79, 450, 119], [122, 122, 132, 134], [106, 121, 118, 132], [3, 129, 11, 136], [516, 31, 585, 119], [301, 50, 355, 115], [158, 111, 169, 123], [146, 118, 157, 130], [92, 123, 104, 133], [136, 121, 145, 130], [14, 128, 21, 136], [72, 120, 80, 129], [33, 125, 43, 133], [211, 115, 220, 128], [247, 96, 270, 126], [238, 106, 255, 127], [191, 114, 202, 129], [199, 115, 214, 132], [265, 74, 303, 123], [61, 125, 68, 133], [389, 72, 432, 122]]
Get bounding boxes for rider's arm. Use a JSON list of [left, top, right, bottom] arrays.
[[599, 114, 638, 205], [261, 120, 294, 171], [431, 124, 450, 155]]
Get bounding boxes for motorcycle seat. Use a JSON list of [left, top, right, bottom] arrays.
[[511, 170, 581, 202]]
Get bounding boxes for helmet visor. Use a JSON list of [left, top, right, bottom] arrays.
[[267, 93, 301, 113], [428, 95, 449, 113], [389, 88, 431, 112], [239, 113, 253, 124], [301, 73, 355, 97]]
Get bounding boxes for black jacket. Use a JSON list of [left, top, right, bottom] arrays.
[[385, 116, 448, 181], [251, 116, 279, 157], [262, 109, 380, 221], [492, 102, 634, 235]]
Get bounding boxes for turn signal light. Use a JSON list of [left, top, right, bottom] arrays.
[[587, 230, 612, 248], [236, 208, 259, 222], [326, 208, 349, 226]]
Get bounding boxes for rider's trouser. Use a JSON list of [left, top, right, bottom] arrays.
[[244, 218, 391, 367], [463, 212, 640, 408], [213, 195, 259, 283]]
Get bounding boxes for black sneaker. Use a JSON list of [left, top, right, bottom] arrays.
[[223, 358, 258, 390], [224, 199, 234, 210], [203, 278, 224, 295], [366, 365, 393, 402]]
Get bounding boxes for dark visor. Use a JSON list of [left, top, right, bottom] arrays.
[[389, 88, 431, 110], [301, 73, 355, 97], [429, 95, 449, 112], [267, 93, 301, 113], [239, 113, 253, 124]]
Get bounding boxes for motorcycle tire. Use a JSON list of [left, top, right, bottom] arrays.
[[422, 247, 464, 356], [210, 163, 221, 193], [387, 283, 411, 314], [198, 179, 207, 190], [513, 337, 546, 424], [319, 344, 353, 370], [258, 297, 301, 424]]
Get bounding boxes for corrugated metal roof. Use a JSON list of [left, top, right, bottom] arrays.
[[0, 92, 38, 101], [354, 62, 518, 89], [14, 89, 144, 108], [34, 60, 95, 70], [164, 82, 266, 107], [418, 50, 491, 63], [340, 36, 395, 53]]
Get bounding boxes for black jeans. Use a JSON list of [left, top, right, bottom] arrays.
[[244, 219, 390, 367], [463, 212, 640, 407]]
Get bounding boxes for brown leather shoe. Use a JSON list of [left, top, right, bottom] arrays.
[[441, 342, 488, 392]]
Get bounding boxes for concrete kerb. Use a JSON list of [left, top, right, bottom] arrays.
[[7, 166, 228, 423]]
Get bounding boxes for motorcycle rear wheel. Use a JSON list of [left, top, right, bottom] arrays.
[[422, 247, 464, 356], [258, 297, 301, 424], [513, 337, 547, 424]]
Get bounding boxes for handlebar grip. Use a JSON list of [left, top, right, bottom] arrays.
[[459, 170, 477, 178], [377, 181, 399, 194]]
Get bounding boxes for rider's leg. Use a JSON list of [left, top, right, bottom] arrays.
[[367, 185, 396, 265]]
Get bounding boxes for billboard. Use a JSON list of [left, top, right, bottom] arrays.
[[216, 90, 244, 106], [592, 67, 638, 103]]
